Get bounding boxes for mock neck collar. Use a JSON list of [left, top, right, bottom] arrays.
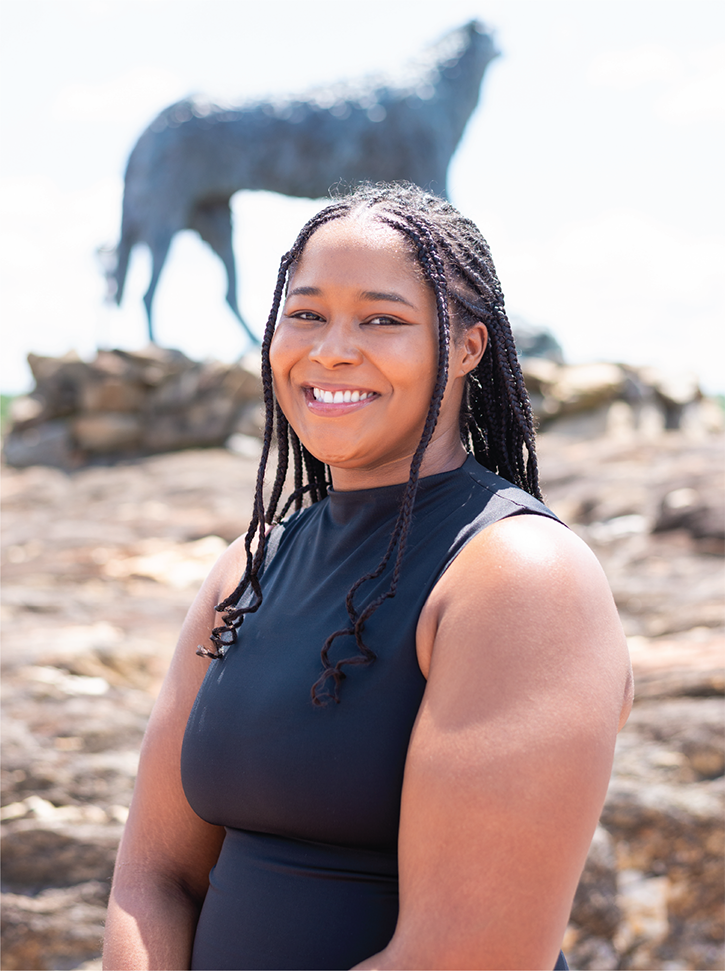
[[325, 455, 476, 526]]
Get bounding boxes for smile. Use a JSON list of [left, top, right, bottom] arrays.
[[312, 387, 376, 403]]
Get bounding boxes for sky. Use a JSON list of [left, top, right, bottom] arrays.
[[1, 0, 723, 395]]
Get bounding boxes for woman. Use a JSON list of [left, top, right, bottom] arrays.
[[103, 183, 632, 971]]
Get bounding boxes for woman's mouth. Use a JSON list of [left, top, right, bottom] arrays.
[[304, 386, 379, 412]]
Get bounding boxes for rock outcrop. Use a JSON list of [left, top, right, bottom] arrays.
[[3, 347, 263, 469], [520, 358, 718, 437]]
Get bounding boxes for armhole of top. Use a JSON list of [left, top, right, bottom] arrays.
[[434, 505, 565, 591], [416, 506, 565, 680]]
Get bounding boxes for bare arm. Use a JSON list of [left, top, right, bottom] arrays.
[[103, 539, 249, 971], [356, 515, 632, 970]]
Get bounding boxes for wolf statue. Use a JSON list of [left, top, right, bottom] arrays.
[[108, 21, 498, 343]]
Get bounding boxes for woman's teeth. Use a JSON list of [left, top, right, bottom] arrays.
[[312, 388, 372, 403]]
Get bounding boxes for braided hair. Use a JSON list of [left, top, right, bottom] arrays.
[[197, 182, 541, 705]]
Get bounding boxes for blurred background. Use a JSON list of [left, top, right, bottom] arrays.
[[1, 2, 723, 970]]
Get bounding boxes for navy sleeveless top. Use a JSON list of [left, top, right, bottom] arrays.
[[181, 455, 568, 970]]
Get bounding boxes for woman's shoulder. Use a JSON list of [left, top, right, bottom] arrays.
[[429, 511, 606, 626], [417, 508, 631, 722]]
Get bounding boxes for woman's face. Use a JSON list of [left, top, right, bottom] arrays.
[[269, 216, 484, 489]]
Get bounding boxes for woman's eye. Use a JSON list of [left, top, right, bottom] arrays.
[[287, 310, 323, 322], [365, 315, 404, 327]]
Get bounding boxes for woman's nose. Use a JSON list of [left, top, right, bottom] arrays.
[[308, 321, 363, 368]]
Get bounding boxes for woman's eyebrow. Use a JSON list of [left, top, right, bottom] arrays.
[[287, 286, 415, 308], [287, 286, 321, 297], [359, 290, 414, 307]]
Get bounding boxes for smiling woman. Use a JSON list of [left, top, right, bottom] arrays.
[[102, 183, 632, 971]]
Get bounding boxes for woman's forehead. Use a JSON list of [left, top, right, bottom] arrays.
[[291, 214, 423, 281], [310, 213, 408, 250]]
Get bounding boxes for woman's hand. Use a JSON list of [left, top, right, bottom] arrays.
[[360, 514, 632, 971], [102, 538, 249, 970]]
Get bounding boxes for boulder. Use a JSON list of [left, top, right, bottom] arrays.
[[521, 360, 627, 425], [512, 320, 564, 363], [143, 392, 239, 451], [643, 366, 702, 431], [546, 362, 627, 417], [2, 420, 74, 469], [79, 376, 145, 414], [72, 413, 142, 453], [8, 395, 45, 425], [654, 484, 725, 553], [3, 348, 264, 466], [26, 353, 93, 420]]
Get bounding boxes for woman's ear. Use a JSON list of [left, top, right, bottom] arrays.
[[457, 323, 488, 376]]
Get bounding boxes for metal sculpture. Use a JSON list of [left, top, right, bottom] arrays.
[[108, 21, 498, 343]]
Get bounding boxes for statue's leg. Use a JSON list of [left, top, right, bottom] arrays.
[[143, 235, 173, 344], [111, 234, 132, 305], [190, 201, 260, 346]]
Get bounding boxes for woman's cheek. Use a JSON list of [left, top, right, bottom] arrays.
[[270, 326, 305, 381], [269, 342, 292, 399]]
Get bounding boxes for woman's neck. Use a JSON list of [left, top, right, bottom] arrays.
[[329, 436, 469, 492]]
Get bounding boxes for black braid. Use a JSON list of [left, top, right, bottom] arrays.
[[290, 430, 304, 510], [266, 403, 290, 524], [200, 182, 542, 704]]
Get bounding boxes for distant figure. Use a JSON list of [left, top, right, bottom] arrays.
[[107, 21, 498, 344]]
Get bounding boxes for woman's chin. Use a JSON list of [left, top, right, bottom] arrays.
[[295, 432, 367, 469], [293, 426, 424, 482], [304, 447, 372, 470]]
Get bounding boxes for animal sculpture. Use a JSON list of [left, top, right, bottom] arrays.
[[108, 21, 498, 343]]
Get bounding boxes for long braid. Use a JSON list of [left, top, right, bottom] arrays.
[[266, 403, 290, 524], [290, 430, 304, 510], [200, 181, 543, 700]]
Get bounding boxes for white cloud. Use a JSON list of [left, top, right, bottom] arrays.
[[656, 45, 725, 124], [496, 209, 725, 392], [52, 66, 185, 124], [550, 209, 723, 292], [0, 175, 127, 392], [587, 44, 681, 89], [587, 42, 725, 125]]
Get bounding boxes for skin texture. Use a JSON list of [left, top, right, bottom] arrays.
[[103, 216, 632, 970]]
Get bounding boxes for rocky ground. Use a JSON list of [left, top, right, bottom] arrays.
[[1, 422, 723, 971]]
